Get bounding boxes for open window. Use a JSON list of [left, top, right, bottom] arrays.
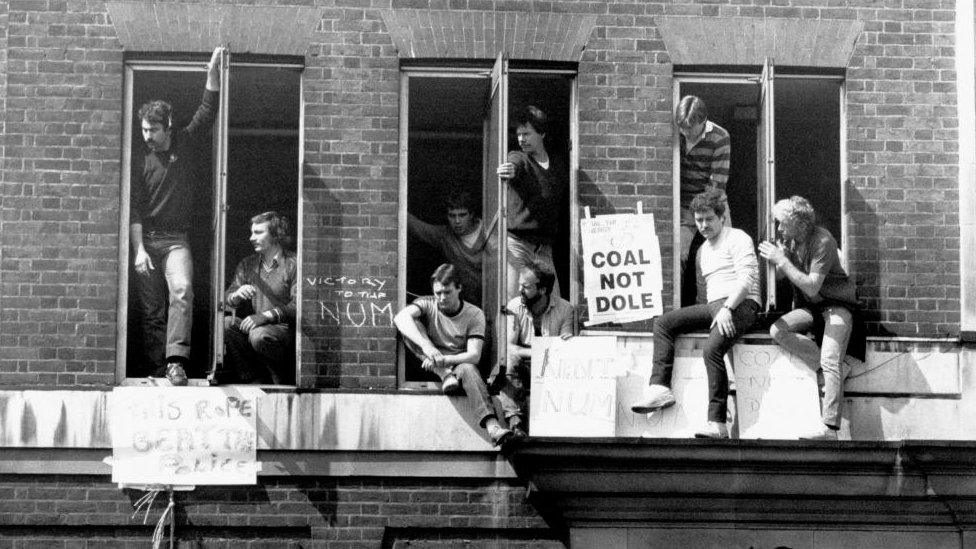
[[398, 60, 577, 387], [673, 62, 844, 310], [118, 53, 303, 385]]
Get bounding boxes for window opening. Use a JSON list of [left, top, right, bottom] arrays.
[[119, 58, 302, 385]]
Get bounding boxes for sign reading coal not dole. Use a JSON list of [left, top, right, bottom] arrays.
[[111, 387, 261, 485], [581, 210, 663, 326], [529, 336, 620, 436]]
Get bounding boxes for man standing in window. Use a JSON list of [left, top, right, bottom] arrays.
[[131, 46, 224, 385], [676, 95, 731, 306], [221, 211, 298, 385], [494, 260, 575, 437], [630, 189, 759, 439], [408, 191, 491, 306], [496, 106, 564, 300], [759, 196, 865, 440], [394, 264, 514, 446]]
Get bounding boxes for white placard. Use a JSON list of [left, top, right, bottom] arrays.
[[529, 336, 619, 436], [732, 345, 823, 439], [580, 213, 663, 326], [111, 387, 261, 485]]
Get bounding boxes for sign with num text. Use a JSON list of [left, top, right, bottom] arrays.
[[580, 210, 663, 326], [529, 336, 620, 436], [111, 387, 261, 485]]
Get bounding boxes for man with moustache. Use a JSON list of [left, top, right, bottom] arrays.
[[495, 260, 575, 436], [394, 264, 513, 446], [408, 191, 491, 306], [496, 106, 564, 299], [630, 188, 759, 439], [131, 46, 225, 385], [220, 211, 298, 385]]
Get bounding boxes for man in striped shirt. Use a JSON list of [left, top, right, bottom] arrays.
[[676, 95, 731, 306]]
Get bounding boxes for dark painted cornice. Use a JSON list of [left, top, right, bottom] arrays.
[[510, 438, 976, 530]]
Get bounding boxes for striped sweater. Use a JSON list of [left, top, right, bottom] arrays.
[[679, 120, 731, 206]]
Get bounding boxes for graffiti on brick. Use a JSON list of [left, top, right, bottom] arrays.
[[306, 275, 393, 328]]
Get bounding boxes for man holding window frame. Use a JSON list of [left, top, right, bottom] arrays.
[[130, 46, 225, 385], [676, 95, 731, 307]]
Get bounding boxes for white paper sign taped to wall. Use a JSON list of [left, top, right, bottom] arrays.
[[580, 211, 663, 326], [529, 336, 620, 436], [110, 387, 262, 485], [732, 345, 823, 439]]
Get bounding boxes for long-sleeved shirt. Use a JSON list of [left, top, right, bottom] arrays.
[[224, 250, 298, 326], [680, 120, 730, 206], [408, 215, 489, 306], [698, 226, 760, 305], [506, 150, 564, 243], [131, 89, 218, 231]]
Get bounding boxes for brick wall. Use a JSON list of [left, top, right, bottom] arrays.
[[0, 0, 963, 388], [0, 475, 561, 548]]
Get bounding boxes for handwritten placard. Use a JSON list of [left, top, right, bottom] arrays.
[[111, 387, 261, 485], [529, 336, 620, 436], [732, 345, 822, 439], [580, 213, 663, 326]]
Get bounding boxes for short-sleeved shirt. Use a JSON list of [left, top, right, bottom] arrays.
[[506, 294, 574, 348], [411, 297, 486, 355], [788, 226, 858, 308]]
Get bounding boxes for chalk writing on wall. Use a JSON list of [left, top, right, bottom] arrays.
[[307, 275, 394, 328], [111, 387, 261, 486]]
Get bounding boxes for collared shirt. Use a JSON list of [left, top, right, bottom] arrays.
[[224, 249, 298, 325], [506, 294, 575, 348], [679, 120, 731, 206]]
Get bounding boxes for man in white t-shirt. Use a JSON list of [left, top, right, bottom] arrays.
[[630, 188, 760, 438]]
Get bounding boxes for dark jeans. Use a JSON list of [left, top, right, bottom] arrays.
[[649, 298, 759, 422], [136, 231, 192, 374], [493, 360, 530, 429], [223, 318, 292, 384]]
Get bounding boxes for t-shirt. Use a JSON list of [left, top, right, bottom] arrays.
[[698, 226, 761, 304], [412, 297, 486, 355], [788, 226, 858, 307]]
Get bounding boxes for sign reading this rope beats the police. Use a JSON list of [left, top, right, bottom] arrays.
[[581, 211, 663, 326], [111, 387, 261, 485]]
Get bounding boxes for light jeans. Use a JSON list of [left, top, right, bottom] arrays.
[[769, 305, 853, 428], [506, 233, 559, 300], [137, 231, 192, 373]]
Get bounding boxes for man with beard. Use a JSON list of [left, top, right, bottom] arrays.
[[408, 192, 490, 306], [493, 260, 575, 436], [630, 188, 759, 439], [221, 211, 298, 385], [496, 106, 564, 299], [131, 46, 225, 385], [394, 264, 513, 446]]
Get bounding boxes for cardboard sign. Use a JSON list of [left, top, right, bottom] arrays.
[[732, 345, 823, 439], [529, 336, 620, 436], [580, 213, 663, 326], [111, 387, 261, 485]]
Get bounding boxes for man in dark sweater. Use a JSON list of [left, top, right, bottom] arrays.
[[496, 106, 564, 300], [131, 46, 224, 385]]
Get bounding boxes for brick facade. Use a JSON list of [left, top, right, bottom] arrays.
[[0, 0, 962, 388], [0, 476, 560, 548]]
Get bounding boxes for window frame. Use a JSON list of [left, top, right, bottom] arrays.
[[671, 69, 847, 310], [116, 58, 305, 385], [396, 63, 580, 388]]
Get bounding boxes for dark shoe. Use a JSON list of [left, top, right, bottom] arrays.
[[630, 384, 676, 414], [441, 374, 464, 396], [165, 362, 188, 386]]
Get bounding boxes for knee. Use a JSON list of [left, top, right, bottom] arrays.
[[453, 362, 478, 381], [248, 329, 281, 353], [169, 277, 192, 301], [769, 319, 790, 343]]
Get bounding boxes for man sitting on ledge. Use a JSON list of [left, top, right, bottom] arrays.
[[630, 188, 760, 438], [394, 263, 513, 446]]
